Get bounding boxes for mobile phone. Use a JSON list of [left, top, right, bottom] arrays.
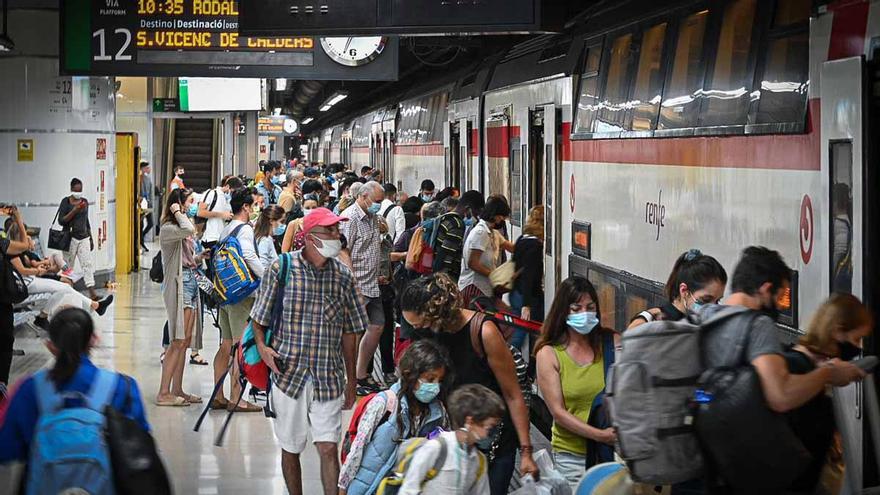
[[852, 356, 879, 372]]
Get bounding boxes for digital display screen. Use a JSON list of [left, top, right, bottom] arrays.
[[571, 221, 591, 259], [178, 77, 262, 111], [61, 0, 398, 79]]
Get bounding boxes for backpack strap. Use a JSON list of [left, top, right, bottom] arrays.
[[33, 370, 63, 415], [86, 369, 119, 412], [220, 223, 248, 245], [207, 189, 219, 211], [470, 451, 487, 490], [468, 312, 489, 359], [424, 438, 448, 482]]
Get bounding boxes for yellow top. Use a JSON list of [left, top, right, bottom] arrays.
[[550, 343, 605, 456]]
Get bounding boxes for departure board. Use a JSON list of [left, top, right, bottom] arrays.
[[61, 0, 398, 79]]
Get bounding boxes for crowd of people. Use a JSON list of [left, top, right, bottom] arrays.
[[0, 157, 874, 495]]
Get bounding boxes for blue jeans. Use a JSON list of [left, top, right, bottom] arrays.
[[509, 289, 543, 348]]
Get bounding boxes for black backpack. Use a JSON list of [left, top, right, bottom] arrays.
[[194, 189, 219, 227], [149, 253, 163, 283], [0, 250, 28, 304]]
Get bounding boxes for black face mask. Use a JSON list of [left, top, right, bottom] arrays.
[[837, 341, 862, 361]]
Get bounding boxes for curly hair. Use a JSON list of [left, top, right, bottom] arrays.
[[399, 273, 463, 331]]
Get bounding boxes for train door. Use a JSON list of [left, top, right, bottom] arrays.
[[382, 129, 394, 181], [823, 55, 880, 493], [459, 118, 473, 191], [445, 121, 460, 189], [542, 104, 561, 309], [510, 107, 529, 237], [485, 110, 511, 200]]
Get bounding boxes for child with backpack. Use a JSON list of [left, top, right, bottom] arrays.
[[394, 384, 502, 494], [0, 307, 151, 493], [338, 340, 451, 495]]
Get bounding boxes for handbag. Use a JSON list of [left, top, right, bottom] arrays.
[[104, 375, 172, 495], [47, 207, 71, 251], [489, 260, 519, 292], [0, 250, 28, 304], [695, 313, 811, 492]]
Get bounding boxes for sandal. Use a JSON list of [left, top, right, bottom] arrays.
[[189, 353, 209, 365], [210, 398, 230, 410], [156, 396, 190, 407], [227, 401, 263, 413], [178, 393, 203, 404]]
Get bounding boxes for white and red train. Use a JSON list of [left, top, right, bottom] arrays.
[[313, 0, 880, 483]]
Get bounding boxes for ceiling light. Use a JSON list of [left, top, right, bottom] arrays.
[[301, 117, 314, 125], [273, 107, 282, 115], [319, 104, 332, 112], [319, 91, 348, 110], [275, 78, 287, 91]]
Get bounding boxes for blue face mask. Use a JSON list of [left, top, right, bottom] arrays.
[[421, 194, 434, 202], [567, 311, 599, 335], [271, 175, 282, 185], [475, 425, 499, 450], [224, 192, 232, 202], [464, 217, 476, 228], [186, 204, 198, 218], [367, 202, 381, 215], [414, 380, 441, 403], [273, 224, 286, 236]]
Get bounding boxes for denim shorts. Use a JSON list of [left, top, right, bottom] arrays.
[[182, 268, 199, 309]]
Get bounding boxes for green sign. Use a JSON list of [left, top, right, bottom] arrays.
[[152, 98, 179, 112]]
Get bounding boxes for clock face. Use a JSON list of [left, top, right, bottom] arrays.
[[283, 119, 298, 134], [320, 37, 387, 67]]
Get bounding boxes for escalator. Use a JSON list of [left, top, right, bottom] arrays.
[[171, 118, 215, 193]]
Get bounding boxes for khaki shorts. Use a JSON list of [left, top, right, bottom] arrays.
[[218, 297, 254, 341], [271, 379, 343, 454]]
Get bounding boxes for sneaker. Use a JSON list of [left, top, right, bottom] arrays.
[[61, 268, 74, 278], [95, 295, 114, 316], [356, 377, 381, 396]]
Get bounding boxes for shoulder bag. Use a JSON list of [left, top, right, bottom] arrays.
[[48, 205, 72, 252]]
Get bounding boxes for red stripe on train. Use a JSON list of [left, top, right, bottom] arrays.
[[393, 143, 444, 156], [561, 100, 820, 171], [827, 0, 870, 60], [486, 125, 521, 158], [470, 128, 479, 156]]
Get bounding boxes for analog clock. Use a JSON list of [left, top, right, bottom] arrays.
[[320, 37, 387, 67], [283, 119, 298, 134]]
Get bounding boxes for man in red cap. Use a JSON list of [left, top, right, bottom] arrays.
[[251, 207, 368, 495]]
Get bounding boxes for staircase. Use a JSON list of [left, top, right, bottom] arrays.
[[172, 118, 214, 193]]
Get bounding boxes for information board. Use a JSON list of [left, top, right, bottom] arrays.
[[239, 0, 562, 36], [61, 0, 398, 79]]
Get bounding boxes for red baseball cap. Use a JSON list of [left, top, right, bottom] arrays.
[[302, 207, 348, 234]]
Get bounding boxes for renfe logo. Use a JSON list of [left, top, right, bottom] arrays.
[[645, 189, 666, 241]]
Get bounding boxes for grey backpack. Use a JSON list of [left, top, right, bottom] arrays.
[[605, 306, 745, 484]]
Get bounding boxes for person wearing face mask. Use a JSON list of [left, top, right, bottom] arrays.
[[696, 247, 865, 492], [254, 205, 286, 272], [281, 194, 320, 252], [340, 181, 389, 396], [433, 190, 484, 281], [170, 165, 186, 190], [783, 294, 873, 494], [57, 178, 99, 300], [458, 195, 512, 307], [256, 161, 284, 205], [400, 274, 540, 493], [279, 169, 304, 213], [199, 176, 241, 259], [628, 249, 728, 331], [398, 384, 503, 494], [534, 276, 617, 486], [419, 179, 436, 203], [339, 340, 451, 495], [251, 207, 369, 495], [209, 188, 265, 413]]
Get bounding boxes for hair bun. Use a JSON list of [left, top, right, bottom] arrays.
[[684, 248, 702, 261]]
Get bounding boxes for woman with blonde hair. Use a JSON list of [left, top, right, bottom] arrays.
[[509, 205, 544, 348], [784, 293, 872, 493]]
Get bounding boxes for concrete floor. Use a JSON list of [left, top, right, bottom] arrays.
[[2, 250, 331, 494]]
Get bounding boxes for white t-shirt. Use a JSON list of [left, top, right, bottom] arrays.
[[458, 219, 496, 297], [219, 220, 264, 279], [202, 187, 231, 243], [379, 199, 406, 243]]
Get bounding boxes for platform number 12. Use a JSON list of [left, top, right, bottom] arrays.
[[93, 28, 133, 61]]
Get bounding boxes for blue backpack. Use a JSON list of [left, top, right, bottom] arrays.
[[27, 368, 118, 495], [213, 223, 260, 305]]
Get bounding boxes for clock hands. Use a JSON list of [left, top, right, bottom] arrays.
[[344, 38, 352, 53]]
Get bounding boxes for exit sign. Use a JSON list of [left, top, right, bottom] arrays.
[[153, 98, 179, 112]]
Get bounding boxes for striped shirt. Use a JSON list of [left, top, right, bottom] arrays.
[[340, 202, 382, 298], [250, 251, 368, 401], [433, 212, 465, 279]]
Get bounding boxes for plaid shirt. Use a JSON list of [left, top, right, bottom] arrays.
[[340, 202, 381, 298], [250, 251, 368, 401]]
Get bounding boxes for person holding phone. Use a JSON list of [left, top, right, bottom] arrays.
[[0, 205, 33, 398], [57, 178, 97, 300], [783, 293, 873, 493]]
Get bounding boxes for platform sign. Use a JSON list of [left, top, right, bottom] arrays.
[[61, 0, 398, 80], [239, 0, 563, 36]]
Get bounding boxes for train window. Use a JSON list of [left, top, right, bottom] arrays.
[[755, 32, 809, 125], [574, 43, 603, 134], [830, 141, 854, 294], [631, 22, 668, 131], [658, 10, 709, 130], [510, 146, 523, 226], [773, 0, 810, 28], [699, 0, 757, 127], [596, 33, 634, 133]]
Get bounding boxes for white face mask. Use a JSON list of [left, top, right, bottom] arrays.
[[71, 192, 83, 199], [303, 208, 314, 216], [313, 236, 342, 259]]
